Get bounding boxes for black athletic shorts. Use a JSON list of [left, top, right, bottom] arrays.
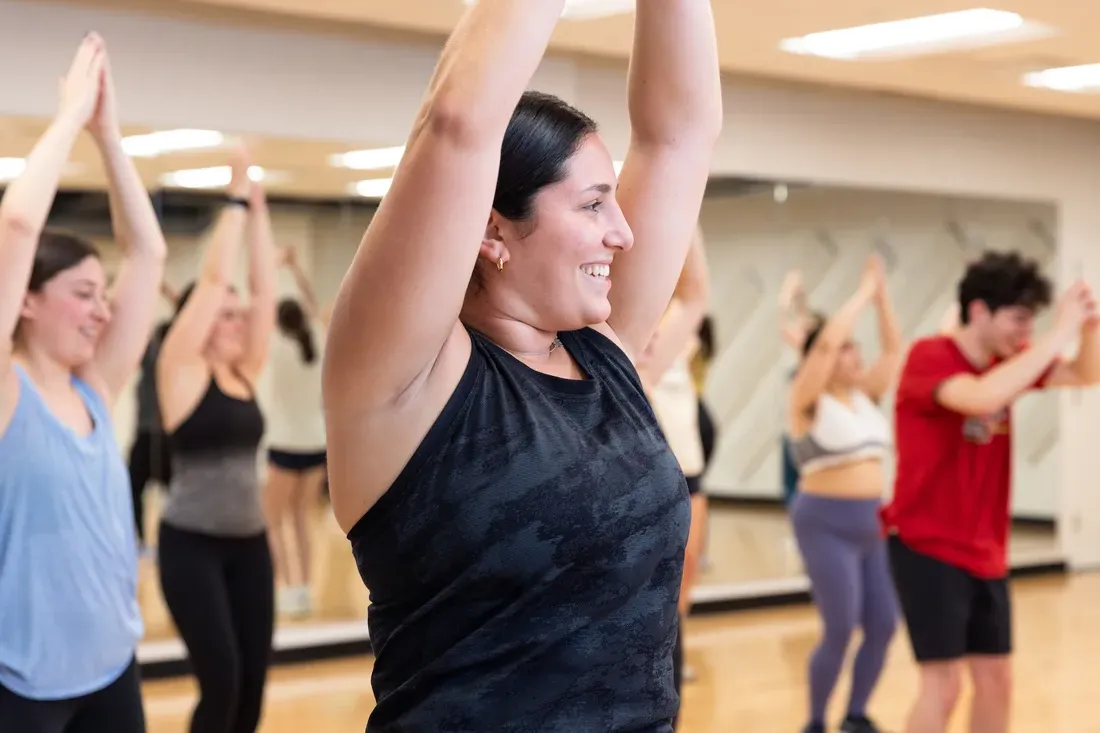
[[888, 535, 1011, 662], [268, 448, 327, 472]]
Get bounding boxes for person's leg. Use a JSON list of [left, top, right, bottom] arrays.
[[0, 681, 75, 733], [843, 533, 898, 729], [261, 456, 297, 593], [225, 533, 276, 733], [888, 536, 971, 733], [127, 431, 152, 545], [790, 494, 863, 729], [158, 524, 242, 733], [67, 659, 146, 733], [291, 463, 327, 590], [966, 577, 1013, 733]]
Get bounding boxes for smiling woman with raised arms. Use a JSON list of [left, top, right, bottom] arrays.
[[322, 0, 722, 730], [0, 34, 167, 732]]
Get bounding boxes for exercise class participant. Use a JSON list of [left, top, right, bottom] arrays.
[[263, 245, 330, 617], [883, 250, 1100, 733], [640, 229, 710, 725], [787, 255, 902, 733], [0, 34, 167, 731], [156, 153, 278, 733], [321, 0, 722, 729]]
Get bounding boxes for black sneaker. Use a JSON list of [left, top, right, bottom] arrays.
[[840, 715, 883, 733], [801, 724, 825, 733]]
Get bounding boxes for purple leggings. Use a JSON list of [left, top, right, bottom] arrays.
[[790, 493, 898, 725]]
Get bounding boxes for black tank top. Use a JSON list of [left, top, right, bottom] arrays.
[[349, 327, 690, 732]]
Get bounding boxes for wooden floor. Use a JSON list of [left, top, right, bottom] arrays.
[[135, 487, 1059, 642], [141, 571, 1100, 732]]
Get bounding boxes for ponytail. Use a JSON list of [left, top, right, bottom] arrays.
[[295, 326, 316, 364]]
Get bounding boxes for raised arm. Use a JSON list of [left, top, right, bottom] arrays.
[[157, 153, 251, 426], [860, 275, 903, 401], [935, 282, 1090, 416], [324, 0, 570, 411], [637, 227, 710, 386], [0, 37, 102, 388], [281, 246, 330, 327], [606, 0, 723, 358], [237, 184, 278, 382], [80, 48, 168, 405], [779, 269, 812, 352], [789, 257, 880, 416]]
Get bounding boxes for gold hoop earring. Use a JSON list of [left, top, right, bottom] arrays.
[[497, 257, 504, 272]]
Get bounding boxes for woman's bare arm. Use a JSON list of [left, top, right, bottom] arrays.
[[323, 0, 569, 413], [861, 279, 903, 401], [0, 37, 103, 427], [606, 0, 723, 359], [81, 50, 168, 405], [237, 185, 278, 383], [637, 229, 710, 386]]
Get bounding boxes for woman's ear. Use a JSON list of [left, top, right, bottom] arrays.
[[479, 212, 511, 270]]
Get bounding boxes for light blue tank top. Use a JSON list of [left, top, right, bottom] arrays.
[[0, 365, 143, 701]]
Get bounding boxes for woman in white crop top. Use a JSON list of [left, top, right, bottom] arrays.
[[786, 254, 903, 733], [263, 246, 331, 617]]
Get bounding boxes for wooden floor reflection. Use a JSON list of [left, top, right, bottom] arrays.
[[142, 572, 1100, 733]]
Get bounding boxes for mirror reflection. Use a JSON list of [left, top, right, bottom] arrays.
[[25, 143, 1061, 654]]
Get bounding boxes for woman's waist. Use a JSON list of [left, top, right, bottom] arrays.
[[798, 458, 886, 499]]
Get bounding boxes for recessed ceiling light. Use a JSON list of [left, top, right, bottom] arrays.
[[1023, 63, 1100, 92], [462, 0, 633, 20], [330, 146, 406, 171], [160, 165, 274, 189], [779, 8, 1053, 61], [122, 129, 225, 158], [352, 178, 393, 199]]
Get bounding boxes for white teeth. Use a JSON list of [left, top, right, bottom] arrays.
[[581, 264, 610, 278]]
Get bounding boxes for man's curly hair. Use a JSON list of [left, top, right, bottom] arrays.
[[957, 250, 1052, 325]]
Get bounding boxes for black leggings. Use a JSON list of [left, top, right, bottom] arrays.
[[158, 523, 275, 733], [127, 430, 172, 544], [0, 659, 145, 733]]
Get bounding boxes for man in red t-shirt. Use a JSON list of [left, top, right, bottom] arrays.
[[882, 251, 1100, 733]]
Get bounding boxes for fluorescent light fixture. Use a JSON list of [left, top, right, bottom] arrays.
[[352, 178, 393, 199], [160, 165, 270, 189], [0, 157, 27, 182], [462, 0, 633, 20], [1023, 63, 1100, 92], [330, 145, 406, 171], [122, 129, 225, 158], [779, 8, 1051, 61]]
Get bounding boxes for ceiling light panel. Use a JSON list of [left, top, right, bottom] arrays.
[[161, 165, 272, 189], [1023, 63, 1100, 93], [122, 129, 225, 158], [779, 8, 1054, 61], [330, 146, 405, 171]]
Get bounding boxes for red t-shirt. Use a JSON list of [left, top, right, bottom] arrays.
[[880, 335, 1054, 579]]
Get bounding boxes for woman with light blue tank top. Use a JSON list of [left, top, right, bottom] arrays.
[[155, 152, 278, 733], [786, 255, 903, 733], [0, 34, 168, 733]]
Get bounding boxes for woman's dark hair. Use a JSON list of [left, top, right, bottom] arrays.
[[698, 315, 715, 361], [800, 311, 829, 357], [957, 250, 1052, 325], [469, 91, 599, 292], [28, 229, 100, 293], [277, 298, 316, 364]]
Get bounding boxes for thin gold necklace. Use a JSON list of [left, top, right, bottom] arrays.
[[502, 336, 563, 358]]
